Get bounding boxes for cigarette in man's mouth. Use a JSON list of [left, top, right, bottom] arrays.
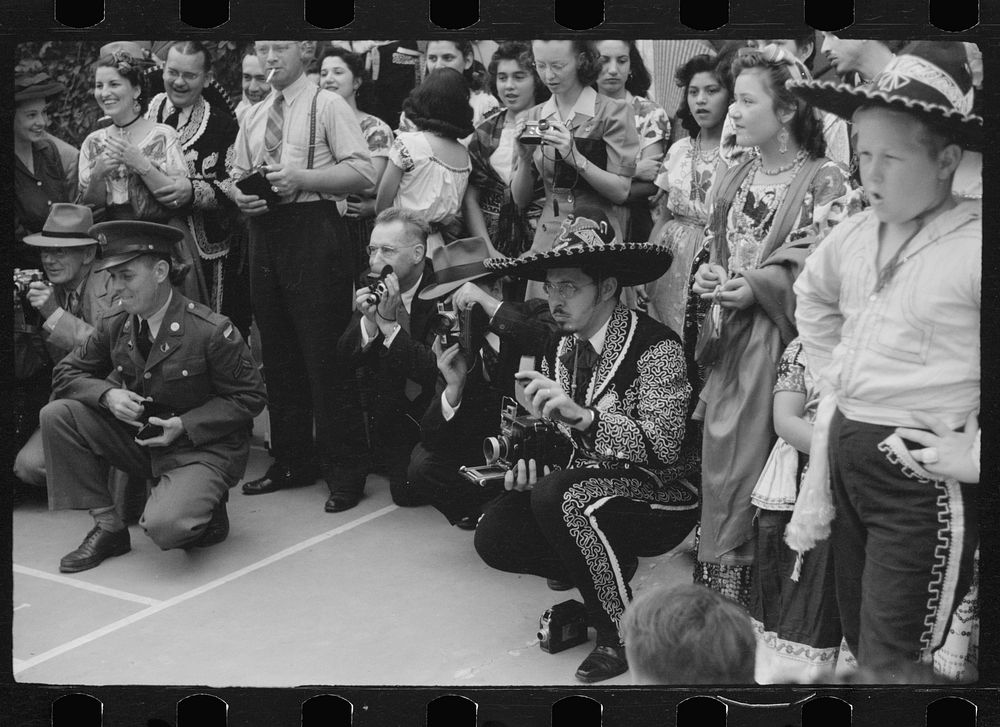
[[266, 68, 277, 83]]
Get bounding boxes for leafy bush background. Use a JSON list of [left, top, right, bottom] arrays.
[[17, 41, 246, 149]]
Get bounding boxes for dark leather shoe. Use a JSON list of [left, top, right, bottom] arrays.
[[455, 514, 481, 531], [575, 644, 628, 683], [60, 525, 131, 573], [547, 578, 574, 591], [242, 464, 315, 495], [187, 495, 230, 549], [324, 491, 362, 513]]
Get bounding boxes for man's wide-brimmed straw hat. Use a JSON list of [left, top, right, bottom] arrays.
[[484, 206, 672, 287], [787, 40, 982, 150]]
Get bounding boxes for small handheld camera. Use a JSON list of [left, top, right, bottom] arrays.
[[135, 399, 175, 441], [235, 167, 281, 206], [518, 118, 550, 145], [537, 599, 589, 654]]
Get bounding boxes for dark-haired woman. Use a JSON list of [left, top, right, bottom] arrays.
[[321, 47, 395, 273], [594, 40, 670, 243], [511, 40, 639, 298], [690, 46, 856, 608], [645, 53, 731, 357], [463, 41, 548, 261], [376, 68, 473, 254]]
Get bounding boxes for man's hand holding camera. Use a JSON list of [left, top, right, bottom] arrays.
[[264, 163, 303, 197], [101, 388, 186, 447], [434, 338, 469, 409], [516, 370, 592, 431], [234, 186, 269, 217], [356, 271, 401, 339], [26, 280, 58, 319], [450, 281, 501, 318]]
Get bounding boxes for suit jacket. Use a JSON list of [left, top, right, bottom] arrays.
[[43, 267, 116, 362], [541, 303, 700, 486], [51, 290, 267, 480], [337, 263, 440, 435], [420, 298, 555, 457]]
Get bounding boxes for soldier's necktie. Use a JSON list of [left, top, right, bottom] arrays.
[[262, 92, 284, 167], [137, 319, 152, 361]]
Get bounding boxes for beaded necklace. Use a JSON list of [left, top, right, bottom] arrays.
[[727, 151, 810, 270]]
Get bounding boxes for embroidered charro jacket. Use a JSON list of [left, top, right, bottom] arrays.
[[147, 93, 241, 261], [541, 303, 700, 487]]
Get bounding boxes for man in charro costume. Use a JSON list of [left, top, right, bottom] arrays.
[[146, 40, 251, 337], [474, 207, 700, 683]]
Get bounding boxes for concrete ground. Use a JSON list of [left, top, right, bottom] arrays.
[[13, 424, 695, 688]]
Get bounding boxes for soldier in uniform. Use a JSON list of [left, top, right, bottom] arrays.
[[40, 220, 267, 573]]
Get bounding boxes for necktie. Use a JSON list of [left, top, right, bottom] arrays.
[[137, 319, 152, 361], [262, 92, 284, 167], [480, 339, 500, 384], [65, 290, 80, 317], [560, 339, 599, 406], [396, 301, 411, 335], [163, 105, 181, 129]]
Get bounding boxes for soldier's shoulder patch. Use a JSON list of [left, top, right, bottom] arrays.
[[233, 354, 254, 380], [223, 324, 234, 341]]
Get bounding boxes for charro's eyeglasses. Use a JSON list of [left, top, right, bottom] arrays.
[[542, 280, 594, 300]]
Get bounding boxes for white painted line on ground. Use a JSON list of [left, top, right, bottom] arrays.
[[14, 603, 30, 611], [14, 565, 162, 606], [13, 504, 399, 676]]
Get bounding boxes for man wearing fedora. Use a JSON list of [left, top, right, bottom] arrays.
[[406, 235, 555, 530], [790, 42, 981, 680], [474, 207, 701, 683], [332, 207, 439, 513], [13, 204, 116, 489], [40, 220, 266, 572]]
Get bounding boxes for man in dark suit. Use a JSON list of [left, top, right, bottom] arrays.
[[333, 207, 439, 513], [14, 204, 115, 489], [40, 220, 266, 572], [405, 236, 555, 529]]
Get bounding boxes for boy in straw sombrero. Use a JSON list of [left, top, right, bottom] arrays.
[[789, 41, 981, 681]]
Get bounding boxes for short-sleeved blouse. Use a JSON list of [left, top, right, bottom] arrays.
[[360, 114, 394, 159], [628, 94, 670, 154], [78, 123, 187, 206], [388, 130, 471, 225]]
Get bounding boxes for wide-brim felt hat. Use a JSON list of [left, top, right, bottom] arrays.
[[484, 206, 672, 287], [24, 204, 97, 247], [419, 236, 506, 300], [15, 71, 66, 104], [91, 220, 183, 271], [787, 41, 982, 150]]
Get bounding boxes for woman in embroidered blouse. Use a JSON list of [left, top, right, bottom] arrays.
[[463, 41, 549, 262], [689, 46, 856, 609], [320, 47, 395, 272], [644, 53, 733, 365], [78, 50, 187, 222], [376, 68, 473, 254], [511, 40, 640, 298], [593, 40, 670, 243]]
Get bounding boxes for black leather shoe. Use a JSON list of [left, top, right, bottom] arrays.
[[324, 491, 362, 513], [455, 514, 481, 531], [60, 525, 131, 573], [547, 578, 574, 591], [242, 464, 315, 495], [575, 644, 628, 683], [187, 495, 230, 549]]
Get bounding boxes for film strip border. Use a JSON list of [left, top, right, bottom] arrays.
[[3, 0, 997, 725], [0, 0, 988, 34], [15, 689, 1000, 725]]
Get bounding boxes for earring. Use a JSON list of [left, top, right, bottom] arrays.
[[132, 98, 141, 114], [778, 125, 789, 154]]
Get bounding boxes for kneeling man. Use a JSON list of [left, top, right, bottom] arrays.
[[42, 220, 266, 572]]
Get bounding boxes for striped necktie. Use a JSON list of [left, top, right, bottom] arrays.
[[262, 92, 284, 166]]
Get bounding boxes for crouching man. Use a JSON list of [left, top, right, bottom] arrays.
[[41, 220, 266, 572]]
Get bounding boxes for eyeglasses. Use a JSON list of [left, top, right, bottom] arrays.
[[38, 247, 77, 259], [542, 280, 593, 300], [532, 61, 571, 73], [366, 243, 419, 257], [164, 67, 205, 83]]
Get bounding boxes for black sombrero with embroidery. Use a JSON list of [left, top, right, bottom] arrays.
[[484, 206, 672, 287], [787, 41, 982, 150]]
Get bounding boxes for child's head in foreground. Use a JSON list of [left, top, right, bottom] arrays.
[[620, 583, 755, 685]]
